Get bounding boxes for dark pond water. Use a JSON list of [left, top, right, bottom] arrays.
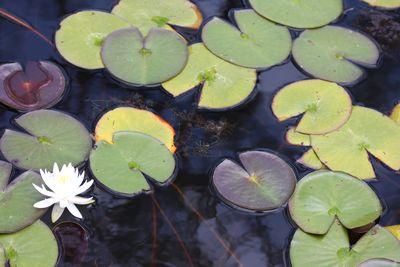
[[0, 0, 399, 266]]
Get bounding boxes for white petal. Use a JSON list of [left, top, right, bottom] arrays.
[[66, 203, 82, 219], [40, 171, 58, 192], [53, 163, 60, 175], [70, 196, 95, 205], [60, 199, 69, 208], [51, 203, 65, 223], [33, 198, 57, 208], [75, 179, 94, 195], [32, 184, 55, 197]]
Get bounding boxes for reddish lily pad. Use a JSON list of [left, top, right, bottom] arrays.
[[212, 150, 296, 212], [0, 61, 66, 112]]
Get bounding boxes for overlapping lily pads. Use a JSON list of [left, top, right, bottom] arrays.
[[312, 106, 400, 179], [297, 149, 324, 170], [55, 11, 131, 69], [101, 27, 188, 86], [0, 110, 92, 170], [0, 61, 66, 112], [292, 26, 380, 85], [289, 171, 382, 234], [95, 107, 176, 152], [285, 127, 310, 146], [387, 225, 400, 240], [248, 0, 343, 29], [162, 43, 257, 110], [0, 220, 58, 267], [111, 0, 202, 35], [90, 131, 176, 197], [290, 219, 400, 267], [362, 0, 400, 9], [202, 9, 291, 69], [0, 161, 46, 233], [212, 150, 296, 212], [272, 79, 352, 134]]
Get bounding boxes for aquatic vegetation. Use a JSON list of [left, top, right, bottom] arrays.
[[0, 110, 92, 170], [0, 161, 46, 233], [0, 221, 58, 267], [162, 43, 257, 110], [362, 0, 400, 9], [292, 26, 380, 85], [33, 163, 94, 222], [0, 61, 66, 111], [290, 219, 400, 267], [272, 79, 352, 134], [386, 225, 400, 240], [289, 171, 382, 234], [212, 150, 296, 212], [391, 103, 400, 123], [248, 0, 343, 28], [94, 107, 176, 152], [90, 132, 176, 196], [111, 0, 202, 35], [55, 11, 131, 69], [359, 259, 400, 267], [202, 9, 291, 69], [101, 27, 188, 86], [285, 127, 310, 146], [296, 149, 325, 170]]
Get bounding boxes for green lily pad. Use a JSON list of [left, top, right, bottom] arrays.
[[359, 259, 400, 267], [0, 244, 5, 266], [95, 107, 176, 152], [0, 163, 46, 233], [362, 0, 400, 9], [391, 104, 400, 124], [111, 0, 202, 35], [272, 79, 352, 134], [101, 27, 188, 86], [292, 26, 380, 84], [386, 225, 400, 240], [0, 110, 92, 171], [248, 0, 343, 29], [290, 220, 400, 267], [0, 220, 58, 267], [55, 10, 131, 69], [286, 127, 310, 146], [212, 150, 296, 212], [297, 149, 324, 170], [90, 131, 176, 197], [289, 170, 382, 234], [201, 9, 291, 69], [162, 43, 257, 110], [312, 106, 400, 179]]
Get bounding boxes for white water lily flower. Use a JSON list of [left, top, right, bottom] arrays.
[[33, 163, 94, 222]]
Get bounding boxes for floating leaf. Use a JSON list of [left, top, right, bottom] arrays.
[[162, 43, 257, 110], [95, 107, 175, 152], [202, 9, 291, 69], [0, 220, 58, 267], [0, 61, 66, 112], [248, 0, 343, 28], [285, 127, 310, 146], [272, 79, 352, 134], [391, 104, 400, 123], [312, 106, 400, 179], [90, 131, 176, 197], [0, 110, 92, 170], [297, 149, 324, 170], [55, 11, 131, 69], [212, 150, 296, 212], [362, 0, 400, 9], [101, 27, 188, 86], [292, 26, 380, 84], [386, 225, 400, 240], [289, 171, 382, 234], [0, 162, 46, 233], [111, 0, 202, 35], [0, 244, 4, 266], [290, 220, 400, 267], [359, 259, 400, 267]]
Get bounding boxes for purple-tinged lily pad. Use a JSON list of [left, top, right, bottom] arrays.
[[212, 150, 296, 212], [0, 61, 66, 112], [359, 259, 400, 267]]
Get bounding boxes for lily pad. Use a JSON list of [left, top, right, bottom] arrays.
[[0, 220, 58, 267], [55, 10, 131, 69], [0, 162, 46, 233], [101, 27, 188, 86], [290, 219, 400, 267], [90, 131, 176, 197], [111, 0, 202, 35], [390, 104, 400, 123], [311, 106, 400, 179], [362, 0, 400, 9], [248, 0, 343, 29], [202, 9, 291, 69], [386, 225, 400, 240], [292, 26, 380, 84], [297, 149, 324, 170], [0, 61, 66, 112], [272, 79, 352, 135], [95, 107, 176, 152], [162, 43, 257, 110], [212, 150, 296, 212], [285, 127, 310, 146], [0, 110, 92, 171], [359, 259, 400, 267], [289, 170, 382, 234]]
